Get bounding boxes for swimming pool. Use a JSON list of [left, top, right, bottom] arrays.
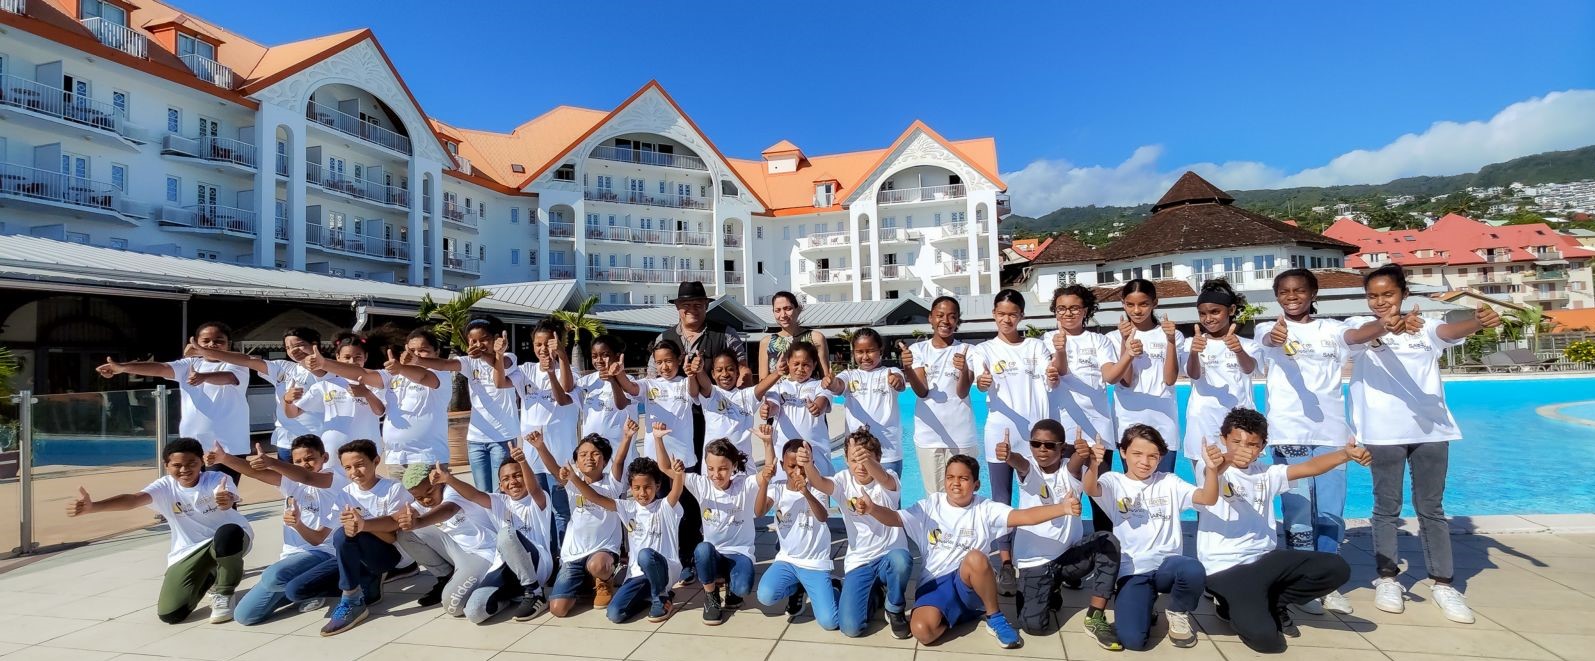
[[873, 376, 1595, 518]]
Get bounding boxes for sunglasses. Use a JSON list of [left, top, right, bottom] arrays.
[[1029, 440, 1062, 449]]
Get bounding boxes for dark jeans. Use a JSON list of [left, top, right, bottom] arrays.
[[1088, 450, 1115, 532], [693, 542, 754, 598], [676, 487, 703, 570], [1114, 555, 1205, 651], [607, 548, 672, 623], [1206, 549, 1350, 653], [333, 529, 401, 599], [536, 473, 571, 551], [1015, 531, 1121, 635], [1370, 442, 1454, 582]]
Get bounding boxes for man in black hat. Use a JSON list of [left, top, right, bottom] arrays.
[[649, 281, 750, 588]]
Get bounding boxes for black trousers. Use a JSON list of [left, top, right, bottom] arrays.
[[1086, 450, 1115, 532], [1014, 530, 1121, 635], [1205, 549, 1350, 654], [676, 403, 706, 570]]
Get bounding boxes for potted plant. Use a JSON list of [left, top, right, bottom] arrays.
[[0, 346, 20, 480]]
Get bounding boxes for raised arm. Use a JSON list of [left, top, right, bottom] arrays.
[[684, 352, 709, 399], [606, 359, 637, 402], [996, 429, 1031, 480], [489, 331, 511, 390], [410, 355, 464, 373], [207, 442, 281, 487], [349, 380, 385, 417], [252, 446, 333, 489], [565, 467, 618, 511], [1184, 334, 1207, 382], [899, 341, 930, 398], [1081, 442, 1106, 497], [283, 498, 331, 547], [1288, 437, 1371, 481], [304, 345, 382, 388], [408, 500, 461, 529], [1192, 444, 1226, 506], [796, 472, 828, 522], [1342, 316, 1393, 347], [611, 418, 638, 482], [1066, 429, 1091, 478], [186, 338, 269, 375], [96, 357, 175, 381], [798, 444, 836, 496], [1007, 496, 1081, 526], [953, 346, 973, 399], [65, 486, 152, 516], [282, 384, 308, 419], [1223, 324, 1257, 374], [510, 441, 547, 509], [663, 457, 687, 507], [1160, 320, 1179, 387], [526, 430, 567, 487], [380, 349, 439, 389], [752, 357, 786, 400], [756, 336, 772, 381], [430, 462, 491, 510], [855, 494, 904, 528], [753, 423, 778, 516], [1437, 304, 1502, 343]]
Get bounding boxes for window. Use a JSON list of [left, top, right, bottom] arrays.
[[79, 0, 126, 25], [510, 249, 520, 265], [814, 183, 835, 207], [165, 176, 180, 203], [1310, 256, 1324, 268], [1192, 258, 1214, 279], [757, 261, 764, 274], [511, 164, 525, 174], [721, 180, 738, 196], [196, 249, 219, 260], [551, 251, 567, 265], [529, 251, 537, 265], [110, 163, 127, 191], [109, 237, 128, 249], [1253, 254, 1276, 276], [643, 294, 657, 305], [1149, 262, 1174, 279], [464, 241, 472, 256], [1097, 270, 1115, 283], [1222, 257, 1244, 277], [554, 164, 575, 181], [447, 142, 458, 156], [798, 224, 808, 238], [1290, 255, 1306, 269], [478, 245, 485, 260], [1329, 257, 1342, 268], [177, 33, 216, 60], [112, 90, 128, 116], [756, 226, 764, 239], [783, 226, 791, 241], [1060, 271, 1078, 285], [510, 207, 520, 224]]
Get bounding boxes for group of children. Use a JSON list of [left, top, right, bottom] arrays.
[[74, 264, 1498, 654]]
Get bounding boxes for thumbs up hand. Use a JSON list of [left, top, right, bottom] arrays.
[[887, 370, 905, 390], [384, 348, 401, 371], [96, 356, 123, 378], [1118, 314, 1134, 340], [394, 505, 417, 531], [1090, 437, 1107, 465], [1223, 324, 1243, 353], [897, 341, 914, 370], [1474, 303, 1502, 329], [186, 369, 203, 386], [1402, 304, 1424, 335], [283, 497, 301, 527], [1268, 320, 1289, 347], [429, 461, 449, 487], [994, 428, 1011, 463], [214, 480, 236, 510], [1052, 330, 1067, 353], [1161, 317, 1177, 342], [796, 443, 812, 467], [1127, 338, 1145, 358], [184, 336, 203, 358], [1203, 442, 1227, 471], [976, 366, 994, 391], [341, 507, 363, 536], [1190, 331, 1209, 354], [1073, 428, 1090, 457], [1344, 436, 1372, 466], [952, 348, 968, 374], [205, 441, 226, 467], [805, 395, 827, 417], [304, 343, 324, 370], [1063, 493, 1082, 517], [67, 487, 92, 517]]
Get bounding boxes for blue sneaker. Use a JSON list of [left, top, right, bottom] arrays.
[[320, 596, 369, 637], [985, 612, 1023, 649], [647, 591, 677, 623]]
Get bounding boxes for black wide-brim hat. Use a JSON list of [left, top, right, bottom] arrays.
[[668, 280, 714, 304]]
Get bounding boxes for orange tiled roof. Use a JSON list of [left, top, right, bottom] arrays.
[[762, 140, 803, 155], [1326, 214, 1595, 269], [725, 134, 1003, 212], [1547, 308, 1595, 332]]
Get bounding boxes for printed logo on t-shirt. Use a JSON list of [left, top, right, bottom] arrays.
[[1283, 339, 1303, 357], [993, 360, 1008, 374], [1222, 479, 1267, 509], [1118, 496, 1171, 525], [848, 380, 860, 393], [924, 525, 980, 557]]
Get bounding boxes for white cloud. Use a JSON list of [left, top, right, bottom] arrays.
[[1003, 89, 1595, 217]]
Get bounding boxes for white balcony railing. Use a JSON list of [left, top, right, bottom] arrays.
[[583, 187, 710, 210], [877, 227, 906, 242], [444, 251, 481, 274], [802, 230, 852, 249], [800, 268, 854, 285], [162, 134, 257, 169], [723, 232, 742, 248], [726, 271, 745, 285], [879, 264, 912, 279], [275, 200, 288, 240], [305, 223, 411, 261], [81, 17, 148, 59], [179, 53, 235, 89], [936, 261, 970, 277], [877, 183, 966, 205], [306, 161, 410, 208], [589, 145, 708, 171], [586, 267, 714, 285], [306, 100, 412, 155], [0, 73, 130, 137], [549, 266, 576, 279], [548, 222, 575, 238], [1, 0, 24, 15], [441, 202, 476, 227], [159, 204, 258, 235], [0, 161, 129, 215]]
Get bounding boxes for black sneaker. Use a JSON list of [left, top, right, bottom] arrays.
[[417, 574, 451, 607], [724, 592, 744, 610], [785, 592, 807, 621], [1213, 596, 1231, 623], [1276, 608, 1300, 638], [887, 609, 911, 639], [512, 590, 547, 622], [702, 587, 724, 625], [676, 566, 698, 589], [385, 562, 420, 583]]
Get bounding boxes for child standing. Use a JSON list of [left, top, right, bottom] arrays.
[[900, 296, 976, 495], [290, 334, 386, 469], [1043, 284, 1127, 532], [408, 321, 518, 491], [1180, 279, 1259, 469], [577, 335, 636, 444], [185, 327, 325, 462], [1083, 424, 1221, 651], [67, 438, 252, 624], [1112, 279, 1183, 473], [686, 437, 763, 625], [529, 425, 632, 617], [433, 438, 554, 623], [567, 451, 688, 624], [506, 320, 578, 544], [690, 348, 760, 463], [828, 328, 907, 475], [758, 340, 834, 476], [319, 329, 455, 476], [625, 341, 702, 586], [755, 439, 840, 631]]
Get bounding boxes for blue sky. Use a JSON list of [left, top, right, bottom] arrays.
[[175, 0, 1595, 213]]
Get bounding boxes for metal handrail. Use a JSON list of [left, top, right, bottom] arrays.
[[305, 100, 412, 155], [589, 144, 708, 171]]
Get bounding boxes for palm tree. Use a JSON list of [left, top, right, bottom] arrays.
[[1503, 305, 1548, 346], [0, 346, 20, 453], [552, 295, 605, 372], [416, 286, 492, 353]]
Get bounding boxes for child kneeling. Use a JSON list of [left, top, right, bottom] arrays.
[[567, 448, 688, 623], [756, 438, 841, 631], [432, 437, 556, 623]]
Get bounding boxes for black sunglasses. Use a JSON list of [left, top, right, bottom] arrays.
[[1029, 440, 1062, 449]]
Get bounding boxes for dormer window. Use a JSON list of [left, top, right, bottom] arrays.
[[814, 182, 835, 207], [446, 142, 458, 156], [554, 164, 576, 182], [80, 0, 126, 25], [177, 33, 216, 61]]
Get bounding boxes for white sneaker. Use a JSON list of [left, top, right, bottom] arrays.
[[1321, 590, 1354, 615], [1295, 598, 1326, 615], [297, 598, 327, 613], [208, 591, 235, 624], [1165, 609, 1198, 648], [1373, 577, 1405, 614], [1430, 584, 1475, 624]]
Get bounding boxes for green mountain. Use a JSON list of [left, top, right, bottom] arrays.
[[1007, 145, 1595, 242]]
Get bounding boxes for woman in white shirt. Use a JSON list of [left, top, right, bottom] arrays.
[[1346, 265, 1500, 624], [1043, 284, 1130, 532], [1112, 279, 1182, 473], [1180, 278, 1259, 468], [901, 296, 975, 495], [827, 328, 907, 475]]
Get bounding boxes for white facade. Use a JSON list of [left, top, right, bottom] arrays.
[[1029, 245, 1350, 303]]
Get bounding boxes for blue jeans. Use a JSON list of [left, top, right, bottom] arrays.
[[468, 441, 511, 492], [333, 529, 401, 598], [1274, 445, 1348, 554], [692, 542, 754, 598], [550, 551, 618, 600], [536, 473, 571, 549], [607, 548, 672, 623], [277, 447, 294, 462], [757, 561, 839, 630], [1114, 555, 1206, 651], [233, 551, 337, 625], [838, 548, 911, 637]]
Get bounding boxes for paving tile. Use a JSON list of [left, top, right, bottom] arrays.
[[766, 640, 914, 661], [778, 612, 912, 648], [1384, 654, 1551, 661], [0, 616, 100, 646], [910, 617, 1065, 659], [35, 620, 196, 653], [504, 624, 648, 658], [1211, 641, 1391, 660], [533, 601, 666, 632], [2, 648, 117, 661], [1058, 633, 1226, 660], [31, 596, 154, 622], [1193, 614, 1375, 649], [0, 592, 83, 616], [1360, 623, 1558, 659], [626, 631, 776, 661], [354, 643, 496, 661], [287, 608, 431, 643], [490, 653, 621, 661], [1519, 513, 1595, 533], [231, 634, 383, 661], [393, 615, 533, 650], [0, 642, 24, 656], [130, 626, 278, 660], [1469, 606, 1592, 636], [1514, 632, 1595, 661], [656, 598, 793, 640]]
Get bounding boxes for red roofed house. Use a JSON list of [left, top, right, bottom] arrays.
[[1324, 214, 1594, 310]]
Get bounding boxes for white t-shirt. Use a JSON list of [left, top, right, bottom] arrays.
[[898, 493, 1012, 585], [264, 360, 321, 449], [379, 368, 452, 466], [1254, 319, 1353, 446], [768, 479, 833, 572], [1113, 328, 1183, 445], [832, 469, 906, 572], [577, 372, 636, 443], [837, 367, 905, 464], [699, 386, 759, 464], [490, 492, 554, 583], [687, 474, 758, 561], [337, 477, 416, 521], [562, 474, 624, 559], [767, 378, 834, 475], [1196, 463, 1291, 574], [1013, 463, 1084, 570], [296, 376, 383, 460], [416, 487, 499, 563], [1043, 330, 1119, 445], [908, 340, 975, 450], [455, 355, 520, 444], [637, 376, 697, 468], [968, 338, 1053, 463], [165, 358, 252, 454], [142, 472, 253, 566], [279, 471, 346, 557], [1179, 334, 1260, 457], [508, 365, 579, 473], [1346, 317, 1467, 445], [1098, 472, 1196, 576], [617, 498, 684, 583]]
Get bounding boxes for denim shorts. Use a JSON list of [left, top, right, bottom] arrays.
[[912, 570, 983, 627], [549, 550, 620, 600]]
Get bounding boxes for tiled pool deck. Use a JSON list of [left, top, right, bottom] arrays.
[[1, 505, 1593, 661]]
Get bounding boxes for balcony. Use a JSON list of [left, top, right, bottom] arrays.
[[306, 161, 410, 210], [0, 161, 140, 223], [799, 268, 855, 286], [876, 227, 911, 242], [1531, 249, 1567, 262], [1525, 291, 1568, 304], [583, 187, 710, 211], [1523, 269, 1569, 283], [589, 145, 708, 172], [1, 0, 23, 15], [274, 200, 287, 241], [179, 53, 235, 89], [723, 232, 742, 248], [801, 230, 852, 251], [933, 260, 989, 279], [879, 264, 913, 280], [932, 222, 969, 242], [549, 266, 576, 279], [305, 223, 410, 262], [548, 222, 575, 239], [157, 204, 258, 236], [586, 266, 714, 285], [996, 193, 1012, 217], [443, 251, 481, 275], [305, 100, 412, 155], [877, 183, 966, 205], [0, 74, 139, 150], [726, 271, 745, 285], [582, 224, 713, 247], [161, 134, 257, 171], [275, 153, 288, 176], [441, 201, 477, 229], [81, 17, 148, 59]]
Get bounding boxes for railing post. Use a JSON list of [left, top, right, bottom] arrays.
[[15, 390, 34, 555], [154, 384, 169, 474]]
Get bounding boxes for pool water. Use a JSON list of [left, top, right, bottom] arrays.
[[863, 377, 1595, 518]]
